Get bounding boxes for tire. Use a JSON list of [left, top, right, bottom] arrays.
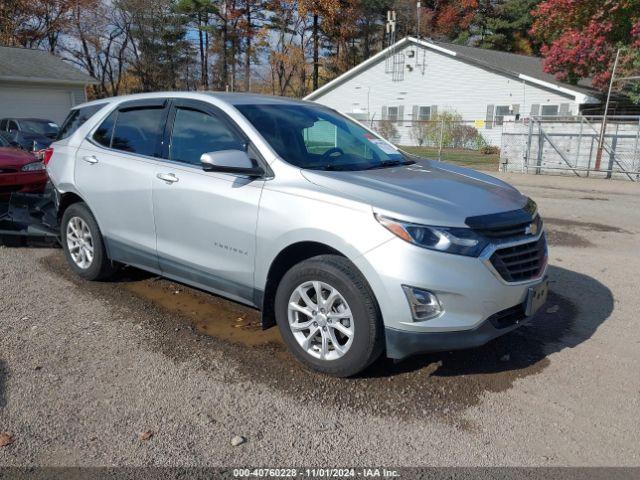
[[61, 202, 117, 281], [275, 254, 384, 377]]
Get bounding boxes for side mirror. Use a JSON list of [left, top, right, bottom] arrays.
[[200, 150, 264, 177]]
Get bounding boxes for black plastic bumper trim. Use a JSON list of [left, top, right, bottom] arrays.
[[384, 313, 531, 360]]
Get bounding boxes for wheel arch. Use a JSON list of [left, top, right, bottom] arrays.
[[57, 192, 111, 258], [260, 241, 347, 329], [57, 191, 87, 223]]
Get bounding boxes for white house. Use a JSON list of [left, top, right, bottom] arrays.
[[304, 37, 601, 146], [0, 46, 96, 124]]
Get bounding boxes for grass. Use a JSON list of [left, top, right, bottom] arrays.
[[400, 146, 499, 171]]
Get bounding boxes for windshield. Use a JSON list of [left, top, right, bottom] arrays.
[[20, 120, 59, 136], [235, 104, 412, 171]]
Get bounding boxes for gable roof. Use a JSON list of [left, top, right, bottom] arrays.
[[0, 45, 96, 85], [305, 37, 600, 104]]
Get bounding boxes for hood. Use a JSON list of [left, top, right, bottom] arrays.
[[20, 131, 54, 142], [301, 159, 527, 227], [0, 147, 37, 169], [11, 131, 53, 150]]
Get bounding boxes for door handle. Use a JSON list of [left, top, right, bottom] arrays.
[[82, 155, 98, 165], [156, 172, 179, 184]]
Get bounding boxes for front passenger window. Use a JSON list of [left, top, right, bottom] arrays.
[[169, 108, 245, 166]]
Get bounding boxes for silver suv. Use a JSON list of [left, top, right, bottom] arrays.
[[47, 92, 549, 377]]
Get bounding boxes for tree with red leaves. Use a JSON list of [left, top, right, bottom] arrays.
[[531, 0, 640, 100]]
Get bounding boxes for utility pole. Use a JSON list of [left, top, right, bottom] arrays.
[[595, 48, 621, 170], [416, 2, 421, 39]]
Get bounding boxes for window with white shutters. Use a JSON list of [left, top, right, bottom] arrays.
[[486, 105, 494, 129]]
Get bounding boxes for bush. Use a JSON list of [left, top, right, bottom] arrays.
[[452, 124, 481, 149], [375, 119, 399, 142], [480, 145, 500, 155], [412, 110, 488, 150], [409, 121, 429, 146]]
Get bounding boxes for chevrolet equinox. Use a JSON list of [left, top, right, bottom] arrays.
[[46, 92, 549, 377]]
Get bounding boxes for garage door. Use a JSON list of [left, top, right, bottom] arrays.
[[0, 86, 73, 125]]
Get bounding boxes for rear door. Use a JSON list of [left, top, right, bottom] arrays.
[[152, 99, 264, 305], [74, 99, 168, 271]]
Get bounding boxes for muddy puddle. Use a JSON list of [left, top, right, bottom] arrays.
[[124, 280, 280, 347], [42, 252, 610, 422], [543, 216, 635, 248], [544, 217, 632, 234], [545, 229, 593, 248]]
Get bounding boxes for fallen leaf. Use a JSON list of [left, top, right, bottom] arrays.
[[0, 433, 14, 447], [139, 430, 154, 441]]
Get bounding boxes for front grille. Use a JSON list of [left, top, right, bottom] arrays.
[[0, 168, 18, 174], [488, 304, 526, 329], [489, 234, 547, 282], [477, 214, 543, 240]]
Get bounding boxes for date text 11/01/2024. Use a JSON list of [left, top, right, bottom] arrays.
[[232, 468, 401, 477]]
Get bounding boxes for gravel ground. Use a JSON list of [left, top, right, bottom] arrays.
[[0, 173, 639, 467]]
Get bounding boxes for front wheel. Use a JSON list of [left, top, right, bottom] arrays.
[[275, 255, 383, 377]]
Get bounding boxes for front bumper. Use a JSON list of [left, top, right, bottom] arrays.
[[352, 233, 548, 357], [0, 171, 47, 197], [385, 301, 535, 359]]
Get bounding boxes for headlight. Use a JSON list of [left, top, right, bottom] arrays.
[[375, 214, 488, 256], [21, 161, 46, 172]]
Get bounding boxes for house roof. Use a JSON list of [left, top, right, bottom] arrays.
[[0, 45, 96, 86], [305, 37, 600, 104]]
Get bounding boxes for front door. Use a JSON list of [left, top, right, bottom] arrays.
[[152, 99, 264, 306]]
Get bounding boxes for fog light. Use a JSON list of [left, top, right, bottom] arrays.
[[402, 286, 443, 321]]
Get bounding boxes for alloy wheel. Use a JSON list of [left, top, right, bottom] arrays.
[[287, 280, 354, 361], [66, 216, 94, 269]]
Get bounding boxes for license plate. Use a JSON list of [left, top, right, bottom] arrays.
[[525, 278, 549, 316]]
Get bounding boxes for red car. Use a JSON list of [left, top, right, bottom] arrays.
[[0, 135, 47, 200]]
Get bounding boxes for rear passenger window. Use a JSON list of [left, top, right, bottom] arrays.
[[169, 107, 245, 165], [93, 111, 117, 147], [111, 107, 165, 156], [57, 104, 106, 140]]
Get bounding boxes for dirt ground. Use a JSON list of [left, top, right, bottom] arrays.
[[0, 172, 638, 467]]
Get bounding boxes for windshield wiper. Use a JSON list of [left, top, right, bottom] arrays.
[[317, 164, 341, 171], [363, 160, 413, 170]]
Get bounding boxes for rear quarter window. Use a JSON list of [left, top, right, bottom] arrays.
[[93, 111, 117, 147], [57, 103, 107, 140]]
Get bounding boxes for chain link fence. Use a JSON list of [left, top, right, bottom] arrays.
[[358, 115, 640, 179], [501, 116, 640, 181]]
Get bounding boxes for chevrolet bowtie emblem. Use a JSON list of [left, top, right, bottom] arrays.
[[525, 221, 538, 236]]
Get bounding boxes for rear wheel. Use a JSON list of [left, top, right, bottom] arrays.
[[61, 202, 117, 281], [275, 255, 383, 377]]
